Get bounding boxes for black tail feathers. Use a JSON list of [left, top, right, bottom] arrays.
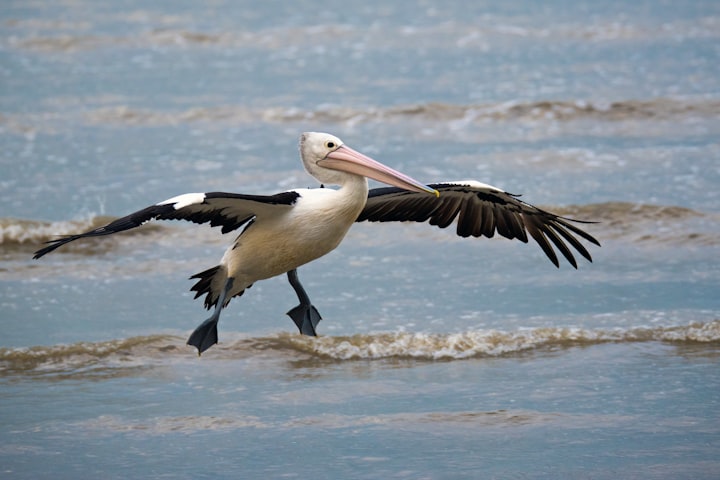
[[189, 265, 245, 309]]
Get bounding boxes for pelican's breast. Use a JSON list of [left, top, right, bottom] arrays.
[[225, 187, 366, 281]]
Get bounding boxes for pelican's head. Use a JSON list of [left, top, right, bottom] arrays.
[[299, 132, 438, 196]]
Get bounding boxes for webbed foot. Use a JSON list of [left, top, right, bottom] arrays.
[[286, 304, 322, 336], [187, 317, 219, 355], [187, 278, 234, 355]]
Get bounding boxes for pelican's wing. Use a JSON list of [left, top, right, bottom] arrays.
[[357, 181, 600, 268], [33, 191, 300, 259]]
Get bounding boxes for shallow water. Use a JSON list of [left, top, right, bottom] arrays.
[[2, 0, 720, 478]]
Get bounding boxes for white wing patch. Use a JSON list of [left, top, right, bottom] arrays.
[[157, 193, 206, 210], [452, 180, 503, 192]]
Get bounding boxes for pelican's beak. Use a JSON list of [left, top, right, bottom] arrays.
[[319, 145, 439, 197]]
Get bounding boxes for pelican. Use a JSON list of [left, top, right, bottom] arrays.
[[33, 132, 600, 354]]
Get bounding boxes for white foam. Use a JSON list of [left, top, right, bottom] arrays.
[[280, 320, 720, 360]]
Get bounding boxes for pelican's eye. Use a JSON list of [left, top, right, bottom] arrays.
[[325, 140, 337, 149]]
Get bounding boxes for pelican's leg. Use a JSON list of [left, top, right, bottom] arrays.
[[187, 278, 234, 355], [286, 269, 322, 336]]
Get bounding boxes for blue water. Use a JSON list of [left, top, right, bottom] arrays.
[[2, 0, 720, 478]]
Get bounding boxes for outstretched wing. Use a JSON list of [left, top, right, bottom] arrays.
[[33, 191, 300, 259], [357, 181, 600, 268]]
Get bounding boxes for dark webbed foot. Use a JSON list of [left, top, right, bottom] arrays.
[[187, 317, 219, 355], [286, 304, 322, 336], [187, 278, 234, 355], [286, 269, 322, 336]]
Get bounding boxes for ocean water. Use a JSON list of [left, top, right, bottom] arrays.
[[1, 0, 719, 478]]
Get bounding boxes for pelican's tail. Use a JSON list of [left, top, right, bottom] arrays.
[[190, 265, 244, 309]]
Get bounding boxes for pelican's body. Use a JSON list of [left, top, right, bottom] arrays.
[[33, 132, 600, 354], [205, 179, 368, 307]]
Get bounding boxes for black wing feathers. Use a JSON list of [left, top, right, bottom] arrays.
[[32, 204, 176, 259], [33, 191, 300, 259], [358, 183, 600, 268]]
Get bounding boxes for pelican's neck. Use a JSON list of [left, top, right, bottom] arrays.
[[336, 174, 369, 217]]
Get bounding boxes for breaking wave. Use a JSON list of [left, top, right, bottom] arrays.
[[3, 98, 719, 135], [276, 321, 720, 360], [62, 98, 720, 125], [7, 16, 719, 53], [553, 202, 719, 245], [2, 321, 718, 376], [0, 216, 166, 249], [76, 409, 609, 434], [2, 202, 714, 252], [0, 336, 173, 377]]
